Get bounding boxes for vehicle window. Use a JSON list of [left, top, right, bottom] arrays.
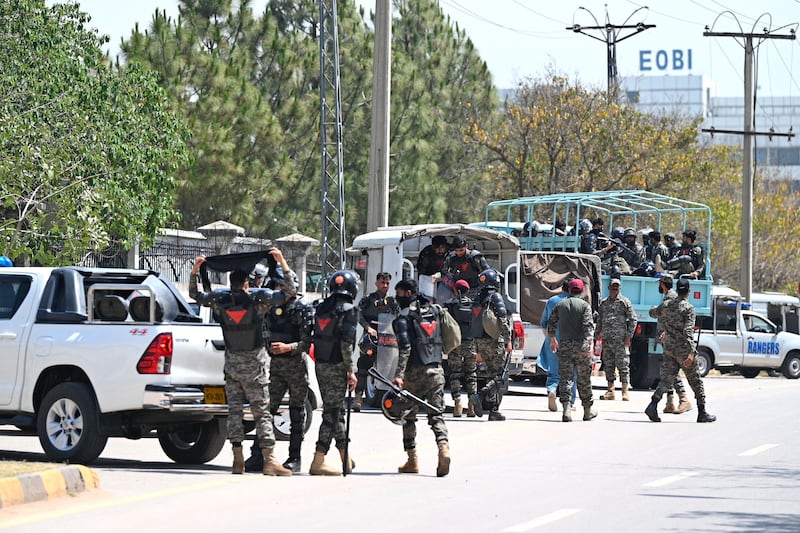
[[715, 308, 737, 331], [0, 277, 32, 320], [744, 315, 775, 334]]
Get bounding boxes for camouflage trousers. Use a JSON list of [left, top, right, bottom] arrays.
[[402, 363, 448, 451], [314, 361, 349, 454], [225, 347, 275, 448], [268, 353, 309, 410], [448, 339, 477, 398], [653, 348, 706, 405], [474, 337, 507, 409], [601, 337, 630, 384], [557, 339, 594, 406]]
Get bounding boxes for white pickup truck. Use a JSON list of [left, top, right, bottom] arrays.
[[0, 266, 233, 464], [695, 286, 800, 379]]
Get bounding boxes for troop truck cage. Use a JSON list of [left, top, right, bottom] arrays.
[[486, 190, 714, 389]]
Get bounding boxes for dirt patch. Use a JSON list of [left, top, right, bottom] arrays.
[[0, 460, 59, 479]]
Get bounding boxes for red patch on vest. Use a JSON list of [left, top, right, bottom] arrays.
[[420, 321, 437, 336], [225, 309, 248, 324], [317, 317, 332, 330], [472, 307, 483, 317]]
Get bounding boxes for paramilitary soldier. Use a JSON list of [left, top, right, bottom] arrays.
[[244, 250, 313, 473], [445, 279, 478, 417], [354, 272, 400, 411], [309, 270, 359, 476], [470, 269, 513, 422], [392, 279, 450, 477], [595, 278, 637, 401], [547, 278, 598, 423], [645, 278, 717, 423], [190, 255, 292, 476], [649, 273, 692, 415], [433, 235, 490, 296]]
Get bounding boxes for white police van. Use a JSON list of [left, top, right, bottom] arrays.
[[696, 286, 800, 379]]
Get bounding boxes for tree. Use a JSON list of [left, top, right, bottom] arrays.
[[0, 0, 188, 265]]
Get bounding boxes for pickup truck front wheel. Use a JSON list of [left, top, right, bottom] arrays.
[[157, 420, 227, 464], [37, 383, 108, 464], [782, 352, 800, 379]]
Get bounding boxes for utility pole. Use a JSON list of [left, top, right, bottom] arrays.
[[367, 0, 391, 232], [566, 6, 655, 98], [702, 27, 795, 302]]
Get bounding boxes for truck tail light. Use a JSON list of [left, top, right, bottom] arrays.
[[137, 333, 173, 374], [512, 320, 525, 350]]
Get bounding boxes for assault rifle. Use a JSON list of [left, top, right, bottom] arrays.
[[368, 367, 443, 415]]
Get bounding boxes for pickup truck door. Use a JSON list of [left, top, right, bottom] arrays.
[[741, 312, 781, 367], [0, 274, 35, 406]]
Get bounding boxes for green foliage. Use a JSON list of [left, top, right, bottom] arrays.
[[0, 0, 188, 265]]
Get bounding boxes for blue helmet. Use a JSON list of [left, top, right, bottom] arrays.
[[328, 270, 359, 299], [0, 256, 12, 267], [478, 269, 500, 289]]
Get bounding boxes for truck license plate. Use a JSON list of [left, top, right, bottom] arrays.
[[204, 387, 226, 404]]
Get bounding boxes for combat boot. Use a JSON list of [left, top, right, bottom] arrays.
[[600, 382, 615, 400], [645, 398, 661, 422], [488, 409, 506, 421], [547, 390, 558, 412], [562, 402, 572, 422], [663, 393, 676, 413], [398, 449, 419, 474], [453, 396, 463, 418], [467, 397, 476, 417], [339, 448, 355, 474], [282, 457, 301, 473], [621, 383, 630, 401], [262, 448, 292, 476], [436, 441, 451, 477], [470, 392, 484, 418], [232, 444, 245, 475], [674, 393, 693, 414], [352, 396, 363, 413], [582, 402, 598, 421], [696, 404, 717, 423], [309, 451, 341, 476], [243, 439, 263, 472]]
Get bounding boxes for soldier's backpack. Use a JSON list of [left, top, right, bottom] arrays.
[[481, 304, 503, 340], [434, 304, 461, 354]]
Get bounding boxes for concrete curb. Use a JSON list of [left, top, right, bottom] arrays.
[[0, 465, 100, 509]]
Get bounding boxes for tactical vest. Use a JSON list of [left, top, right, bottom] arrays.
[[219, 292, 263, 352], [361, 294, 395, 325], [313, 299, 353, 363], [265, 300, 301, 345], [407, 305, 444, 365], [446, 296, 474, 339]]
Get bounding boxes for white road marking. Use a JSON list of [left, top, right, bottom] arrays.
[[643, 471, 698, 487], [502, 509, 581, 531], [738, 443, 778, 457]]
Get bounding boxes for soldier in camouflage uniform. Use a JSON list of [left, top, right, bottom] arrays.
[[309, 270, 360, 476], [666, 230, 705, 279], [244, 251, 313, 473], [649, 273, 692, 414], [645, 279, 717, 423], [392, 279, 450, 477], [595, 278, 637, 401], [433, 235, 490, 297], [444, 279, 477, 417], [548, 278, 598, 423], [470, 270, 513, 422], [354, 272, 400, 411], [190, 254, 292, 476]]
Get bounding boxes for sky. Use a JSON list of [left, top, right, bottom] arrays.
[[61, 0, 800, 98]]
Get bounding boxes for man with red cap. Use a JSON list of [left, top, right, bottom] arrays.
[[547, 278, 598, 422], [444, 279, 478, 417]]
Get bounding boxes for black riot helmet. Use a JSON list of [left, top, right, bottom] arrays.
[[358, 332, 378, 356], [381, 390, 415, 425], [328, 270, 359, 300], [478, 269, 500, 289]]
